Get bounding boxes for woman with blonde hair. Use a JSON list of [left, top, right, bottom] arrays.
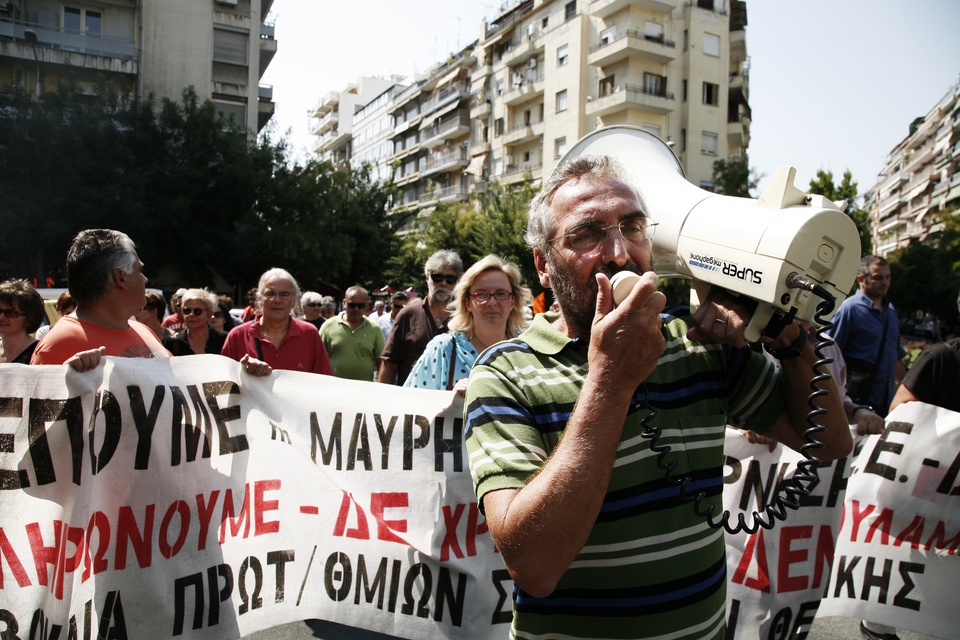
[[404, 255, 532, 393], [163, 288, 228, 356]]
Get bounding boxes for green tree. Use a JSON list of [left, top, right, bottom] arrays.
[[711, 155, 759, 197], [807, 169, 873, 256], [385, 178, 541, 295], [888, 207, 960, 322], [0, 80, 399, 296]]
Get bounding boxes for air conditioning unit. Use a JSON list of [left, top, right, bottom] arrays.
[[528, 58, 538, 68], [505, 156, 515, 167]]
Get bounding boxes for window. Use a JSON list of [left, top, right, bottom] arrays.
[[64, 6, 101, 35], [494, 157, 503, 176], [701, 131, 718, 155], [213, 28, 249, 65], [215, 101, 246, 125], [565, 1, 576, 21], [644, 22, 663, 41], [600, 26, 616, 46], [599, 75, 615, 98], [557, 44, 569, 66], [555, 137, 567, 159], [683, 29, 688, 52], [496, 79, 505, 95], [702, 82, 719, 106], [682, 79, 687, 102], [556, 90, 568, 113], [542, 16, 548, 29], [494, 118, 504, 136], [643, 73, 665, 97], [703, 33, 721, 57], [698, 0, 714, 9], [681, 128, 686, 152], [524, 109, 532, 126], [700, 180, 716, 192]]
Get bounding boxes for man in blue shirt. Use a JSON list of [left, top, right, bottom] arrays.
[[829, 255, 906, 417]]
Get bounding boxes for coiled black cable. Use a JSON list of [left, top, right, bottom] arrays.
[[638, 283, 839, 534]]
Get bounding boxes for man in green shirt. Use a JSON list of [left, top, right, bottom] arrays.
[[464, 155, 853, 640], [319, 286, 384, 381]]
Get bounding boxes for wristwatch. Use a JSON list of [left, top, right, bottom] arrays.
[[763, 324, 807, 360], [852, 404, 874, 416]]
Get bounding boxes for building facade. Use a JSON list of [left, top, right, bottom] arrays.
[[308, 0, 750, 212], [312, 76, 400, 165], [865, 84, 960, 257], [0, 0, 276, 134]]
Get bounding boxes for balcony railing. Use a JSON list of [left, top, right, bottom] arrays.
[[0, 16, 136, 59]]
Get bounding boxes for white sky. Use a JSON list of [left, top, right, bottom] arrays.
[[261, 0, 960, 201]]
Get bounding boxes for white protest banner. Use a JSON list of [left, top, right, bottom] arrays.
[[722, 431, 851, 640], [818, 402, 960, 640], [0, 356, 510, 640]]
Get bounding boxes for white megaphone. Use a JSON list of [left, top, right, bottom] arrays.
[[558, 126, 861, 341]]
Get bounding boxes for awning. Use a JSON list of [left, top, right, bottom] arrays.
[[463, 153, 488, 176], [420, 101, 461, 129], [946, 184, 960, 204]]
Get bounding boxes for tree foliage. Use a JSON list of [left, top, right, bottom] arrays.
[[807, 169, 872, 256], [711, 155, 759, 197], [0, 81, 399, 296], [887, 208, 960, 323], [383, 179, 542, 296]]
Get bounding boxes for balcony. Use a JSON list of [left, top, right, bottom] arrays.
[[315, 129, 350, 153], [501, 35, 544, 68], [312, 110, 339, 136], [0, 16, 137, 70], [420, 116, 471, 149], [257, 85, 274, 131], [259, 23, 277, 76], [420, 82, 470, 119], [500, 162, 543, 185], [503, 77, 544, 106], [471, 95, 492, 120], [586, 84, 675, 117], [503, 121, 544, 147], [423, 148, 469, 177], [588, 30, 676, 67], [591, 0, 674, 19]]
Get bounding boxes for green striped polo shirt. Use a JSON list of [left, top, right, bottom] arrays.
[[465, 310, 784, 640]]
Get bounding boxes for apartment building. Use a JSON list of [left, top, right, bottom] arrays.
[[306, 0, 748, 213], [0, 0, 276, 134], [471, 0, 749, 190], [312, 76, 400, 165], [865, 83, 960, 257], [389, 49, 475, 211]]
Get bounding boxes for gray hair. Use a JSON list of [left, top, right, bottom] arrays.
[[525, 155, 643, 254], [180, 288, 217, 315], [256, 268, 302, 314], [423, 250, 463, 278], [320, 296, 337, 313], [301, 291, 322, 306], [66, 229, 138, 304]]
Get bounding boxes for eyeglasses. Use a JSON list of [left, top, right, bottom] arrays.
[[305, 302, 322, 308], [182, 307, 205, 316], [0, 308, 24, 318], [471, 290, 512, 302], [263, 290, 294, 301], [346, 302, 366, 309], [549, 218, 658, 252], [392, 303, 405, 310], [430, 273, 459, 285]]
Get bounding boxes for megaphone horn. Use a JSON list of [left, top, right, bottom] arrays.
[[557, 126, 861, 342]]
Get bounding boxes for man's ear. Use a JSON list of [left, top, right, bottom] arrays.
[[112, 267, 127, 290], [533, 248, 551, 289]]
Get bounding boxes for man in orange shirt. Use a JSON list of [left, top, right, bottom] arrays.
[[32, 229, 169, 370]]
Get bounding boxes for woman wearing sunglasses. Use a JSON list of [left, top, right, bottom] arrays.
[[404, 255, 532, 393], [0, 279, 46, 364], [209, 295, 237, 333], [162, 288, 228, 356]]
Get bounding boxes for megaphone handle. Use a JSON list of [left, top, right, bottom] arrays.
[[690, 280, 768, 343]]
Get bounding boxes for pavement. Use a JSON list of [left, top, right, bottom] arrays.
[[241, 616, 945, 640]]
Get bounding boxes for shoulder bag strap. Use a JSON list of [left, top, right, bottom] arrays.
[[446, 337, 457, 391]]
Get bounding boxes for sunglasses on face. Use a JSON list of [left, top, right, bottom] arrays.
[[430, 273, 458, 285], [0, 308, 24, 318], [182, 307, 205, 316], [212, 311, 224, 318], [392, 303, 405, 310], [305, 302, 322, 308], [346, 302, 366, 309]]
